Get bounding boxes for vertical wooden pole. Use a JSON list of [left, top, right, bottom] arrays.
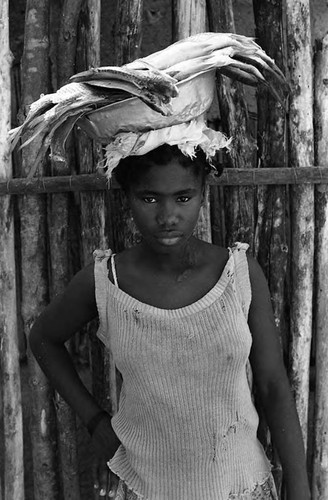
[[19, 1, 60, 498], [206, 0, 256, 249], [0, 1, 24, 498], [109, 0, 144, 254], [172, 0, 206, 41], [113, 0, 143, 66], [57, 0, 84, 81], [312, 35, 328, 500], [76, 4, 117, 492], [76, 0, 111, 398], [172, 0, 211, 243], [47, 1, 84, 498], [285, 0, 314, 447], [252, 0, 288, 493], [253, 0, 289, 351]]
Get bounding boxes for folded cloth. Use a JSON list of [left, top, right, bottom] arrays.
[[102, 115, 232, 179]]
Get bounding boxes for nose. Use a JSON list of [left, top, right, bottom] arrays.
[[156, 200, 179, 227]]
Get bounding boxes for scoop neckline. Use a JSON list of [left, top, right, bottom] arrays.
[[105, 248, 234, 318]]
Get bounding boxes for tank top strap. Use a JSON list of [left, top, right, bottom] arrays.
[[229, 242, 252, 319], [229, 242, 254, 390], [93, 248, 119, 412], [110, 254, 119, 288], [93, 248, 113, 347]]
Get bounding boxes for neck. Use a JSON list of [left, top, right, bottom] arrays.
[[138, 237, 200, 275]]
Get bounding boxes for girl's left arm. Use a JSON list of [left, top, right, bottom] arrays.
[[247, 255, 310, 500]]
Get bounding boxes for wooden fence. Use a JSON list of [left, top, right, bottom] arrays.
[[1, 0, 328, 498]]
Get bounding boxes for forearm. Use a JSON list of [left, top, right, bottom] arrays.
[[30, 326, 101, 425], [260, 380, 310, 498]]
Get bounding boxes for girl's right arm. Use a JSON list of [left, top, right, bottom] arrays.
[[29, 263, 100, 423], [29, 263, 120, 458]]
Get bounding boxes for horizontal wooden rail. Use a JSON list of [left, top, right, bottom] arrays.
[[1, 167, 328, 194]]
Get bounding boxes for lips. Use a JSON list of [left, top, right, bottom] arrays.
[[156, 231, 182, 238], [155, 231, 183, 245]]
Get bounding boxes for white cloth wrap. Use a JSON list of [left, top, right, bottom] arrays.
[[103, 116, 231, 180]]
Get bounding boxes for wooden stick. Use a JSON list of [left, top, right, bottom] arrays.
[[57, 0, 84, 85], [1, 166, 328, 195], [253, 0, 289, 356], [286, 0, 314, 448], [0, 1, 24, 498], [312, 35, 328, 499], [113, 0, 143, 66], [207, 0, 256, 251], [49, 1, 83, 498], [253, 0, 287, 493], [172, 0, 206, 42], [18, 2, 59, 498]]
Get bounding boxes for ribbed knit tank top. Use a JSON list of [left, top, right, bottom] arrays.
[[93, 243, 272, 500]]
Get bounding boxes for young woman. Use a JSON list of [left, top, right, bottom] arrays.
[[29, 145, 310, 500]]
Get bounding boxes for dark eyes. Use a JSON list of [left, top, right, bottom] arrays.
[[142, 196, 191, 204], [143, 197, 157, 204]]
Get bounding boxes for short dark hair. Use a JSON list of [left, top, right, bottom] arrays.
[[113, 144, 219, 192]]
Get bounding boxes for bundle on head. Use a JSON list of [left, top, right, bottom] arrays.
[[9, 32, 288, 179]]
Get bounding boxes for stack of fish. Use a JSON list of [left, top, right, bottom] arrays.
[[9, 32, 288, 175]]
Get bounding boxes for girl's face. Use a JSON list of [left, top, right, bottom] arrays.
[[128, 159, 204, 253]]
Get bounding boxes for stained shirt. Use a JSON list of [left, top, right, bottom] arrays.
[[93, 243, 273, 500]]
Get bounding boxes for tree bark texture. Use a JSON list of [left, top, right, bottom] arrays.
[[253, 0, 289, 353], [57, 0, 84, 86], [46, 1, 84, 496], [285, 0, 314, 448], [207, 0, 256, 250], [19, 1, 60, 498], [47, 173, 78, 500], [252, 0, 288, 494], [0, 1, 24, 498], [113, 0, 143, 66], [312, 35, 328, 500], [172, 0, 206, 41]]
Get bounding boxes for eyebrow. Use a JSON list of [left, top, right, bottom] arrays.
[[136, 188, 198, 196]]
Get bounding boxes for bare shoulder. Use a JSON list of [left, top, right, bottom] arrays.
[[31, 263, 97, 343], [246, 252, 272, 306], [64, 262, 95, 299], [57, 262, 97, 318]]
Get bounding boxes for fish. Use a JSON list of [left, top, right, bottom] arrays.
[[70, 65, 178, 97], [131, 32, 289, 100], [9, 31, 288, 175]]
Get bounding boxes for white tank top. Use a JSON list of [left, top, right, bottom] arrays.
[[93, 242, 272, 499]]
